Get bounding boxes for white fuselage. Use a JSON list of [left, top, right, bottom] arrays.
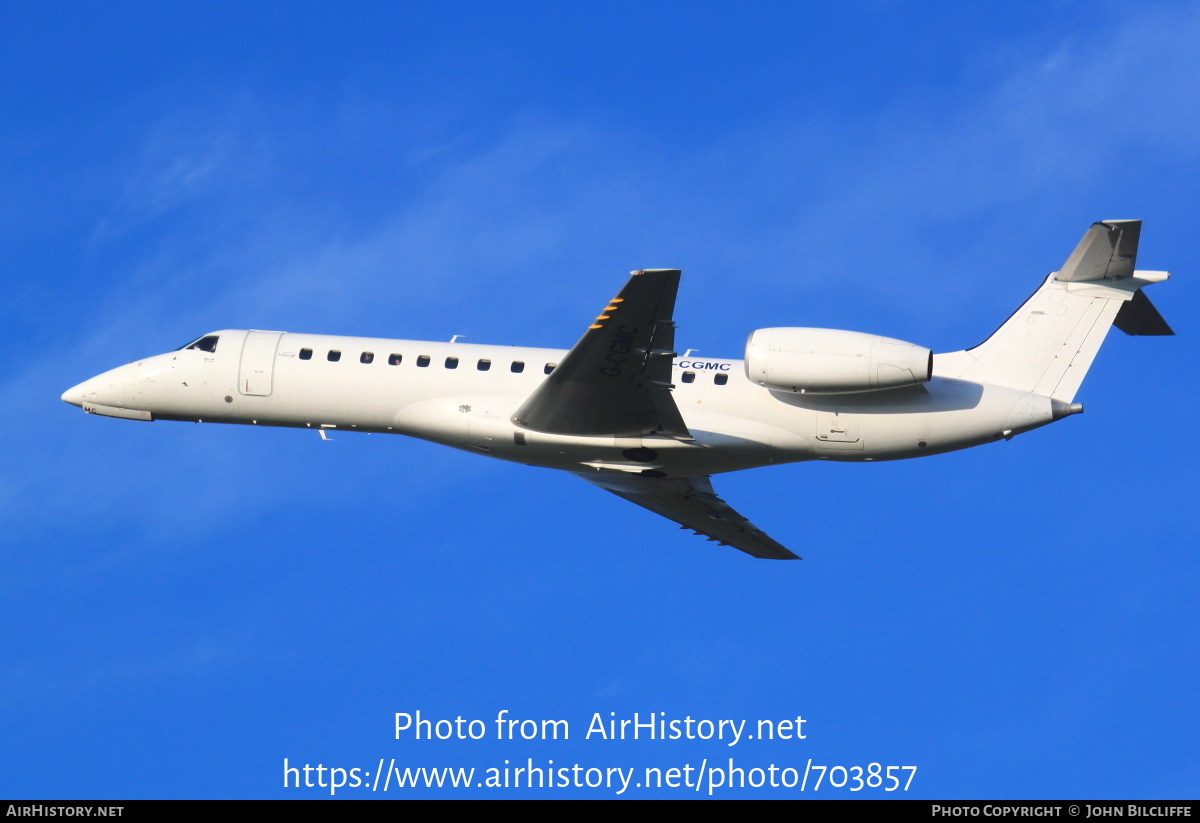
[[62, 329, 1060, 478]]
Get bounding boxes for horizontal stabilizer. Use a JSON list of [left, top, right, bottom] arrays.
[[1057, 220, 1140, 282], [1114, 289, 1174, 336]]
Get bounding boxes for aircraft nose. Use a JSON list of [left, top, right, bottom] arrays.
[[61, 381, 90, 407]]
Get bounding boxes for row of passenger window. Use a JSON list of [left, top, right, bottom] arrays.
[[295, 347, 732, 385], [683, 372, 729, 385], [298, 348, 557, 374]]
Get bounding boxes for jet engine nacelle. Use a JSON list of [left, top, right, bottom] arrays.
[[744, 327, 932, 394]]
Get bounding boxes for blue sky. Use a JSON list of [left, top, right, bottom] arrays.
[[3, 1, 1198, 798]]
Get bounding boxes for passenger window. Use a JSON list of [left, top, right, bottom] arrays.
[[715, 373, 728, 385], [682, 372, 695, 383], [544, 363, 557, 374], [388, 354, 403, 365], [445, 357, 459, 369], [299, 348, 313, 360], [477, 359, 491, 371], [360, 352, 374, 364], [328, 350, 342, 362], [511, 361, 525, 373], [417, 355, 430, 367]]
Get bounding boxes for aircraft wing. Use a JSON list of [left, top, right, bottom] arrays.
[[573, 472, 800, 560], [512, 269, 691, 439]]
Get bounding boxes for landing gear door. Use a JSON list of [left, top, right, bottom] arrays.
[[239, 331, 283, 396]]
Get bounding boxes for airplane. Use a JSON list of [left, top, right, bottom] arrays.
[[61, 220, 1172, 560]]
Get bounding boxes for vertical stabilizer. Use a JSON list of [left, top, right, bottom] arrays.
[[934, 221, 1172, 402]]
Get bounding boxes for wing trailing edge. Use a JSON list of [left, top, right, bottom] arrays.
[[574, 472, 799, 560]]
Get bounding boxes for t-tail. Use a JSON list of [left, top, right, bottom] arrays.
[[935, 220, 1173, 405]]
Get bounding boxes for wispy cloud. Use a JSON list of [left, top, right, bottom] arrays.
[[0, 633, 247, 708], [88, 110, 245, 245]]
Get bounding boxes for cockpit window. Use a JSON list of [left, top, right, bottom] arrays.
[[178, 335, 219, 353]]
